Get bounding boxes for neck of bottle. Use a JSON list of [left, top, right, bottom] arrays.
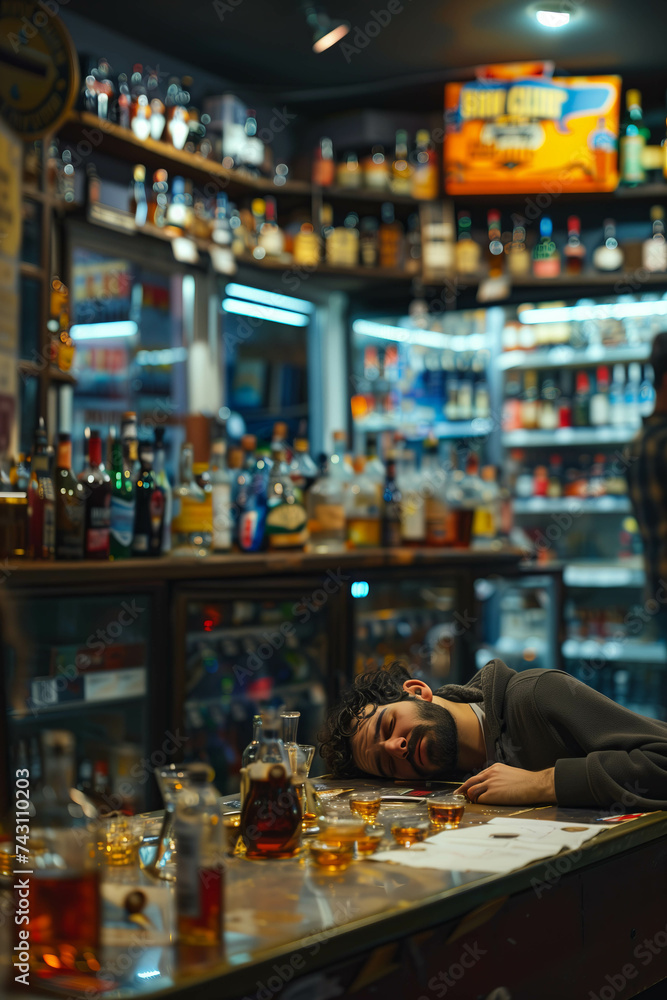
[[180, 446, 194, 483], [56, 439, 72, 470], [252, 717, 262, 741], [88, 435, 102, 468]]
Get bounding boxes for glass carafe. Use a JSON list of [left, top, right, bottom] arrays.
[[240, 710, 302, 859]]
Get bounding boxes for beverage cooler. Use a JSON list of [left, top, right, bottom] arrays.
[[172, 577, 344, 793], [1, 585, 165, 812], [347, 567, 477, 691], [473, 567, 563, 673]]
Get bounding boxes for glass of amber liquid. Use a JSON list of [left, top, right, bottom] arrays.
[[390, 817, 430, 847], [319, 815, 366, 846], [97, 814, 143, 866], [309, 839, 354, 871], [355, 824, 385, 857], [427, 794, 466, 830], [349, 792, 382, 822]]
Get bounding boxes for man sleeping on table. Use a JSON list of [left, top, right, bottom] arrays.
[[318, 659, 667, 811]]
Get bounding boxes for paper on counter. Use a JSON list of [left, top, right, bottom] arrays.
[[368, 816, 606, 874]]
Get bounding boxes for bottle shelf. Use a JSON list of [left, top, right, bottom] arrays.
[[562, 561, 645, 588], [513, 496, 632, 515], [503, 427, 639, 447], [499, 344, 652, 371], [562, 638, 667, 664]]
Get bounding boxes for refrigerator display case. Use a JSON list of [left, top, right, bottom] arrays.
[[474, 569, 563, 673], [2, 586, 163, 812], [173, 579, 341, 793], [348, 570, 475, 691]]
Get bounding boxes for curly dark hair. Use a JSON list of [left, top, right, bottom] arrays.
[[318, 663, 414, 777]]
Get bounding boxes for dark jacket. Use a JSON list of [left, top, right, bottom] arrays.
[[435, 659, 667, 811]]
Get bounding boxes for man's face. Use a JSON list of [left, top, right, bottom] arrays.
[[350, 697, 458, 780]]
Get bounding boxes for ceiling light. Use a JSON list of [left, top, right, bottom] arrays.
[[221, 298, 310, 327], [70, 321, 138, 340], [535, 9, 570, 27], [304, 5, 350, 53]]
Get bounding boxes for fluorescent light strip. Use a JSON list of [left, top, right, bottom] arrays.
[[70, 321, 138, 340], [519, 300, 667, 325], [221, 298, 310, 327], [352, 319, 487, 352], [224, 283, 314, 315], [136, 347, 188, 366]]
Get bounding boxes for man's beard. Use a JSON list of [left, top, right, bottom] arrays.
[[406, 700, 458, 775]]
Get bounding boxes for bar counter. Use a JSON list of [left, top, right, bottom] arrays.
[[5, 779, 667, 1000]]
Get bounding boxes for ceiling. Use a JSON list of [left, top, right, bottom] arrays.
[[67, 0, 667, 110]]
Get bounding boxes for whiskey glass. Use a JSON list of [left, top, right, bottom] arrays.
[[349, 792, 382, 823], [355, 824, 385, 857], [427, 793, 466, 830], [390, 816, 430, 847], [309, 839, 354, 871]]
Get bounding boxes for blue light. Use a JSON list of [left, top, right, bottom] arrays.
[[225, 282, 314, 314], [221, 298, 310, 327], [351, 581, 370, 598]]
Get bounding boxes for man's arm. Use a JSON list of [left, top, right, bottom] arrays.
[[454, 764, 556, 805]]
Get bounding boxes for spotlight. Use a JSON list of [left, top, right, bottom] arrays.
[[535, 9, 570, 27], [304, 5, 350, 53]]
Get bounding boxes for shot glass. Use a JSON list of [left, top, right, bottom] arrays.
[[309, 839, 354, 871], [390, 816, 431, 848], [318, 814, 366, 846], [97, 813, 143, 866], [427, 793, 466, 830], [349, 792, 382, 823], [355, 824, 385, 857]]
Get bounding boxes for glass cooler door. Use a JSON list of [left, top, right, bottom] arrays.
[[474, 569, 563, 672], [174, 581, 339, 793], [2, 588, 158, 812], [349, 571, 471, 691]]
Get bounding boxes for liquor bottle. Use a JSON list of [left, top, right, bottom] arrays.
[[154, 427, 173, 554], [237, 448, 268, 553], [391, 129, 413, 194], [27, 417, 55, 560], [411, 129, 438, 200], [306, 453, 346, 553], [166, 176, 188, 232], [397, 450, 426, 546], [532, 217, 560, 278], [378, 202, 404, 269], [117, 72, 131, 129], [592, 219, 624, 271], [626, 362, 642, 428], [610, 364, 627, 426], [533, 465, 549, 497], [210, 433, 232, 553], [54, 432, 85, 560], [26, 730, 101, 980], [620, 89, 646, 186], [121, 411, 139, 482], [239, 714, 263, 806], [642, 206, 667, 272], [148, 169, 169, 227], [265, 444, 308, 549], [346, 455, 381, 548], [486, 210, 504, 279], [422, 437, 449, 547], [381, 453, 402, 547], [563, 216, 586, 275], [133, 442, 164, 556], [171, 443, 211, 557], [258, 196, 284, 256], [79, 429, 111, 560], [290, 438, 318, 502], [505, 222, 530, 278], [537, 377, 559, 431], [360, 216, 379, 266], [559, 369, 573, 428], [336, 151, 362, 188], [242, 108, 265, 171], [130, 164, 148, 227], [547, 454, 563, 498], [175, 763, 224, 955], [521, 371, 539, 430], [312, 137, 335, 187], [239, 709, 302, 859], [573, 372, 591, 427], [471, 466, 500, 547], [590, 367, 611, 426], [363, 144, 389, 189], [109, 430, 134, 559], [455, 210, 481, 275]]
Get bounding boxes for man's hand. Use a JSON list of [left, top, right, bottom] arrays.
[[453, 763, 556, 806]]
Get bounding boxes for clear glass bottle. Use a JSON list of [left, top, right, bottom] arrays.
[[642, 206, 667, 272], [289, 438, 318, 502], [505, 222, 530, 278], [24, 731, 101, 981], [171, 443, 210, 557], [175, 763, 224, 954], [593, 219, 624, 272], [347, 455, 381, 548], [422, 436, 449, 547], [397, 450, 426, 546], [265, 444, 308, 549], [620, 89, 646, 186], [209, 433, 233, 553], [307, 453, 346, 553], [239, 709, 302, 859]]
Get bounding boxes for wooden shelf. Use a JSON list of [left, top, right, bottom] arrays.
[[60, 112, 312, 198], [17, 359, 77, 384], [315, 184, 420, 207]]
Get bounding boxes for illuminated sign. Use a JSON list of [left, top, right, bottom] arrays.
[[445, 63, 621, 194]]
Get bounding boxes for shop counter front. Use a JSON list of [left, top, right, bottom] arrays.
[[5, 779, 667, 1000]]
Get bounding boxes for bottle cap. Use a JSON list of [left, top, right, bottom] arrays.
[[294, 438, 309, 452]]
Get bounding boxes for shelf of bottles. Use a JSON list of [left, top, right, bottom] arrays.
[[474, 573, 561, 673], [180, 595, 329, 794]]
